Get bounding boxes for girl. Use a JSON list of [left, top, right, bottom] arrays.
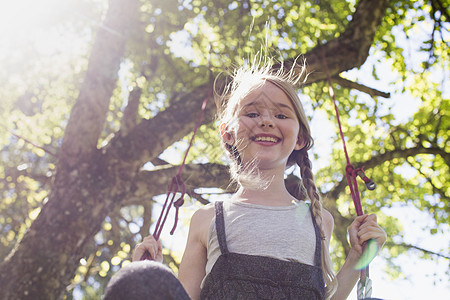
[[105, 60, 386, 300]]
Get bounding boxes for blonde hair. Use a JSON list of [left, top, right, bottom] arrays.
[[215, 56, 338, 298]]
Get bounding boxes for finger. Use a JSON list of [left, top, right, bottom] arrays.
[[348, 216, 366, 252], [133, 236, 158, 261], [155, 239, 163, 261], [357, 223, 380, 237], [144, 236, 159, 248], [359, 221, 378, 232], [359, 214, 377, 226], [152, 243, 159, 259], [349, 229, 362, 253], [141, 241, 157, 260], [348, 215, 366, 234], [132, 243, 146, 261], [357, 223, 381, 236], [352, 214, 369, 226], [157, 239, 162, 251], [367, 214, 377, 222], [358, 219, 384, 234], [358, 229, 386, 244], [143, 235, 157, 243]]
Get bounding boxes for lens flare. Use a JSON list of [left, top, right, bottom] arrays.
[[354, 239, 378, 270]]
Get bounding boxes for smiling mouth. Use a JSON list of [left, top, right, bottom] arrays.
[[251, 136, 280, 143]]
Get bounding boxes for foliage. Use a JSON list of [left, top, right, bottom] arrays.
[[0, 0, 448, 298]]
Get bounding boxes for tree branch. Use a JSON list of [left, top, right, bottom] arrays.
[[104, 82, 215, 165], [3, 125, 57, 157], [332, 75, 391, 98], [329, 144, 449, 200], [385, 241, 450, 260], [407, 159, 449, 202], [123, 163, 233, 207], [59, 0, 137, 168], [300, 0, 390, 84]]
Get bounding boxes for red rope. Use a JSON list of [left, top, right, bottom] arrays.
[[321, 52, 376, 282], [140, 96, 209, 260]]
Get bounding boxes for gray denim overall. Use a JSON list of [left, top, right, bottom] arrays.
[[200, 201, 325, 300]]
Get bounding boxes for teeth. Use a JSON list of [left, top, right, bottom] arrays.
[[254, 136, 278, 143]]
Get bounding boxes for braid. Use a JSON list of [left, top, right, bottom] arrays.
[[297, 149, 324, 238], [297, 148, 337, 299], [225, 143, 241, 165]]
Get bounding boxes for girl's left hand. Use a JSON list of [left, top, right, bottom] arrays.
[[348, 214, 386, 256]]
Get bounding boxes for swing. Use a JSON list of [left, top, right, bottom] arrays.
[[139, 96, 209, 260], [322, 53, 383, 300]]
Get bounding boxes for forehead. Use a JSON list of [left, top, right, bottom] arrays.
[[240, 81, 295, 112]]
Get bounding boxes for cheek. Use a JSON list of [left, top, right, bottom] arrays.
[[287, 125, 302, 146], [283, 121, 300, 134], [237, 118, 256, 135]]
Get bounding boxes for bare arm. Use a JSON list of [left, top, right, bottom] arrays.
[[178, 205, 215, 300], [330, 214, 387, 300]]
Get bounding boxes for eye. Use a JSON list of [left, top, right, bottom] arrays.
[[275, 114, 288, 119], [245, 112, 259, 118]]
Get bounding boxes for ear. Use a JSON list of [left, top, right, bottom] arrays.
[[294, 137, 307, 151], [220, 123, 235, 145]]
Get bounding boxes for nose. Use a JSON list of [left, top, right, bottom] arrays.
[[258, 113, 274, 128]]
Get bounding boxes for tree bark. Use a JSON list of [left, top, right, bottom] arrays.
[[0, 0, 138, 299]]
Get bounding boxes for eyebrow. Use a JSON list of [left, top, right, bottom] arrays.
[[243, 101, 295, 112]]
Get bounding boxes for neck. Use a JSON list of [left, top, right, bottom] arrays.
[[234, 167, 295, 206]]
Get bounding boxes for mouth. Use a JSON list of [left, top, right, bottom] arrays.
[[250, 134, 281, 144]]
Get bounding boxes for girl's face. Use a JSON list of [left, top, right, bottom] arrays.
[[223, 81, 304, 170]]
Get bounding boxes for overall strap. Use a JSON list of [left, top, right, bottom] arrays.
[[214, 201, 229, 254], [309, 205, 322, 268]]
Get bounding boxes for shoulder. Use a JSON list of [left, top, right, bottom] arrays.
[[190, 203, 216, 246], [191, 202, 215, 223], [321, 208, 334, 241]]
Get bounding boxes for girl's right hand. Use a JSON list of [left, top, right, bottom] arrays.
[[132, 235, 163, 263]]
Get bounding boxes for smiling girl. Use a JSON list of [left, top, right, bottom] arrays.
[[105, 59, 386, 300]]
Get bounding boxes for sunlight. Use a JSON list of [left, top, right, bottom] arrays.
[[0, 0, 61, 35], [168, 15, 218, 64], [0, 0, 94, 58]]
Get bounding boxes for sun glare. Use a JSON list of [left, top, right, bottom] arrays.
[[0, 0, 61, 36], [0, 0, 98, 58]]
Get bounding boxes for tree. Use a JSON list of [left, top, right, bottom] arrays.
[[0, 0, 448, 298]]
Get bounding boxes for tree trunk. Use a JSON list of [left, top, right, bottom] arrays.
[[0, 0, 138, 299]]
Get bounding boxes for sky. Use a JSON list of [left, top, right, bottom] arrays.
[[1, 1, 448, 299]]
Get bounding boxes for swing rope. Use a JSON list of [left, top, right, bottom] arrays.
[[321, 52, 376, 300], [140, 94, 210, 260]]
